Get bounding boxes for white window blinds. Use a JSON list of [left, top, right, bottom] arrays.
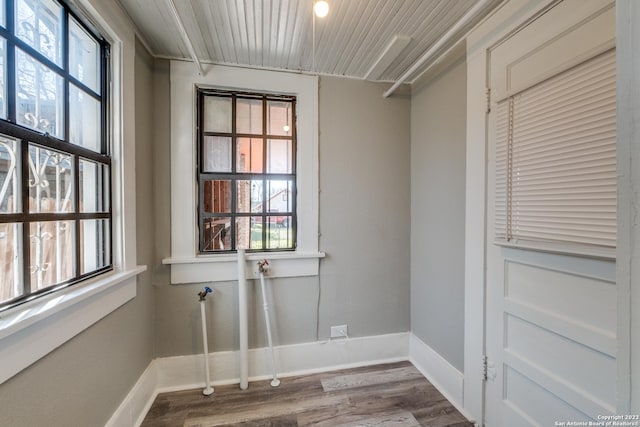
[[495, 49, 616, 251]]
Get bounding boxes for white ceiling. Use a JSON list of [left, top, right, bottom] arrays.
[[117, 0, 499, 83]]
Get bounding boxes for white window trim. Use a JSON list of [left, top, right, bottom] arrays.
[[0, 268, 144, 384], [164, 62, 324, 284], [0, 0, 146, 384]]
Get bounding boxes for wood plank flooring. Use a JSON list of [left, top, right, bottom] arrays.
[[142, 361, 473, 427]]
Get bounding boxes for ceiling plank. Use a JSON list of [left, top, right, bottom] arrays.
[[118, 0, 499, 83]]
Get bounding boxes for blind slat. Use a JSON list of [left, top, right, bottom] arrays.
[[513, 115, 616, 147], [512, 132, 615, 158]]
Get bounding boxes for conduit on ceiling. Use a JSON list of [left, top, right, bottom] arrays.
[[166, 0, 204, 76], [383, 0, 493, 98]]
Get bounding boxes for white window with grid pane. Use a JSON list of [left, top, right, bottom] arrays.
[[0, 0, 144, 385], [0, 0, 112, 311], [165, 62, 323, 283]]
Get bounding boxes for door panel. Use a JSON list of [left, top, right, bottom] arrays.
[[491, 0, 615, 100], [485, 0, 616, 425], [504, 366, 592, 426]]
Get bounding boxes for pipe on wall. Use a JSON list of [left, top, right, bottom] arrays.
[[198, 287, 214, 396], [237, 249, 249, 390], [258, 260, 280, 387]]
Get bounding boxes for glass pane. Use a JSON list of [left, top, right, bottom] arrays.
[[80, 219, 109, 274], [236, 138, 263, 173], [267, 216, 293, 249], [267, 180, 293, 213], [16, 49, 64, 138], [70, 84, 100, 151], [237, 179, 263, 213], [239, 216, 264, 250], [69, 17, 100, 93], [29, 145, 73, 213], [0, 37, 6, 119], [203, 217, 230, 251], [80, 159, 108, 212], [236, 216, 262, 250], [236, 98, 262, 134], [16, 0, 63, 66], [203, 180, 231, 213], [203, 96, 231, 133], [0, 0, 5, 27], [267, 139, 293, 173], [29, 220, 74, 290], [0, 223, 22, 303], [251, 216, 264, 249], [267, 100, 292, 136], [203, 136, 231, 172], [103, 164, 110, 211], [0, 135, 20, 213]]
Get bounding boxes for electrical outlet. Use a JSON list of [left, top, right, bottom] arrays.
[[330, 324, 348, 339]]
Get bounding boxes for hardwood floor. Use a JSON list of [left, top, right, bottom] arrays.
[[142, 361, 473, 427]]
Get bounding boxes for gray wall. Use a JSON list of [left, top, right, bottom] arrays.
[[318, 77, 411, 338], [0, 39, 156, 427], [154, 75, 411, 357], [410, 58, 467, 372]]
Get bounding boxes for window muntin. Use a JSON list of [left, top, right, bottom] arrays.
[[198, 89, 296, 253], [0, 0, 110, 311]]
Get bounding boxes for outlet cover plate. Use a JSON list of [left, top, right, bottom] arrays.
[[330, 324, 348, 338]]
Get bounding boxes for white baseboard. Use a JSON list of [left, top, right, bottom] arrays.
[[408, 333, 475, 423], [156, 331, 409, 392], [107, 332, 410, 426], [105, 361, 158, 427]]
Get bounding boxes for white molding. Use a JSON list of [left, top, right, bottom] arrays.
[[105, 362, 158, 427], [163, 251, 325, 283], [110, 332, 410, 426], [409, 333, 473, 423], [77, 0, 138, 272], [156, 332, 410, 392], [616, 0, 639, 413], [463, 0, 565, 422], [0, 270, 144, 385], [463, 26, 490, 426]]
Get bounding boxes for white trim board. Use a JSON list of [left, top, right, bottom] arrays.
[[0, 271, 144, 385], [408, 333, 475, 424], [106, 332, 410, 427], [166, 62, 321, 284], [106, 361, 158, 427]]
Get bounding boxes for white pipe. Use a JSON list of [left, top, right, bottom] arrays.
[[166, 0, 205, 76], [198, 287, 214, 396], [237, 249, 249, 390], [258, 260, 280, 387], [383, 0, 492, 98]]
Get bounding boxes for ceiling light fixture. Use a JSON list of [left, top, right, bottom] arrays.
[[283, 104, 291, 133], [314, 0, 329, 18]]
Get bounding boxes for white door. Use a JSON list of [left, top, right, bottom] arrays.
[[484, 1, 617, 425]]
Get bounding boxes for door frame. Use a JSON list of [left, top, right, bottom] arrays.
[[615, 0, 638, 415], [463, 0, 634, 422]]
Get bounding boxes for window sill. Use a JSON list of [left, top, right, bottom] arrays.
[[495, 239, 615, 260], [0, 266, 147, 384], [162, 251, 325, 284]]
